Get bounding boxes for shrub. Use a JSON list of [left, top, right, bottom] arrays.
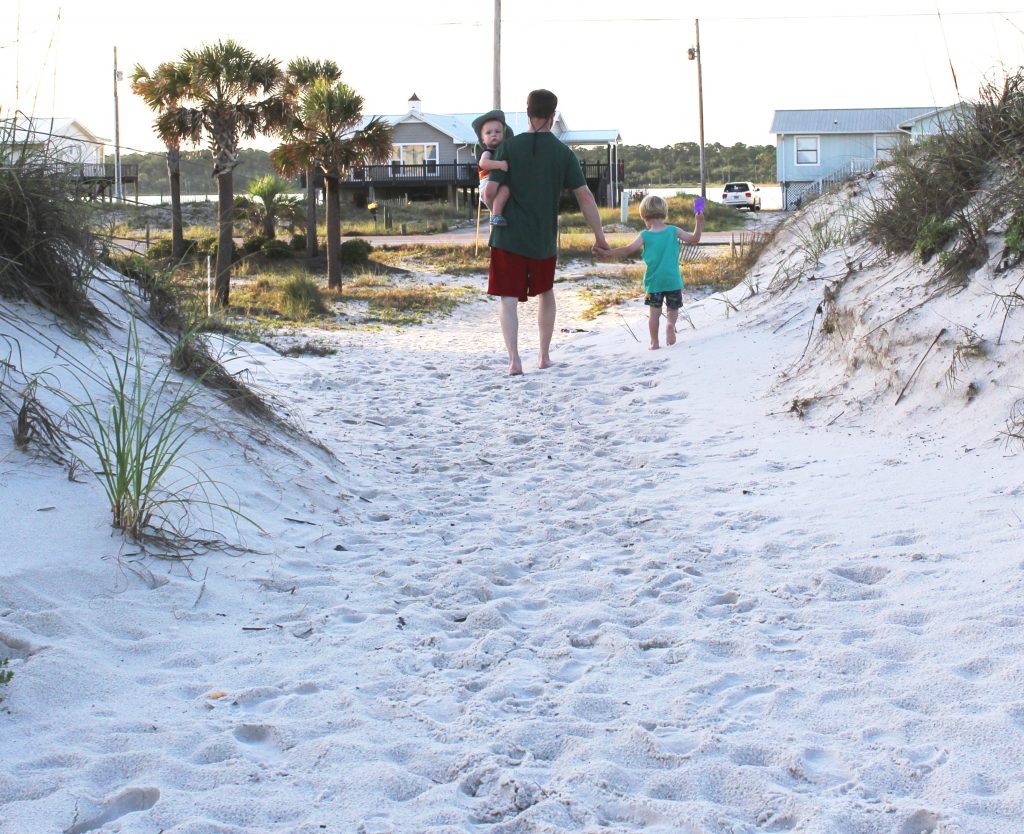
[[196, 236, 218, 256], [260, 239, 293, 260], [1005, 213, 1024, 256], [340, 238, 374, 266], [914, 215, 957, 263], [280, 274, 328, 320], [241, 234, 268, 256], [209, 238, 239, 264], [289, 233, 307, 252], [146, 238, 174, 259]]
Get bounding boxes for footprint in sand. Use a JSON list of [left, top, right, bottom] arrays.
[[64, 787, 160, 834], [898, 809, 939, 834]]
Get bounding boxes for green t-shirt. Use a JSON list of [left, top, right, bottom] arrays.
[[641, 226, 683, 292], [488, 132, 587, 259]]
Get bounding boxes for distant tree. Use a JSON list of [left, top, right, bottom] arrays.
[[284, 58, 342, 258], [272, 80, 392, 289], [130, 61, 190, 259], [159, 40, 286, 306]]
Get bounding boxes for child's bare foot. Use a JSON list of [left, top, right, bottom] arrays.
[[509, 359, 523, 376], [666, 328, 677, 346], [538, 355, 554, 369], [649, 342, 659, 351]]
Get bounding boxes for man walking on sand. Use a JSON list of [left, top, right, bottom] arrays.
[[484, 89, 609, 375]]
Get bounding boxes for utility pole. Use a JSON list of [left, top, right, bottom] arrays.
[[493, 0, 501, 109], [688, 19, 706, 199], [113, 46, 124, 202]]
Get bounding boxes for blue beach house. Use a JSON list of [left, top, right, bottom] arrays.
[[771, 107, 938, 210]]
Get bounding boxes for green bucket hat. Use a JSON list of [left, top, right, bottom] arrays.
[[472, 109, 514, 141]]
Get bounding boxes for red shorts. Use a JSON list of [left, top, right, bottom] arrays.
[[488, 248, 556, 302]]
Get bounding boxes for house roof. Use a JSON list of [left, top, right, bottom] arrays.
[[365, 110, 619, 146], [561, 129, 622, 145], [897, 103, 971, 130], [771, 107, 937, 134], [5, 116, 109, 145]]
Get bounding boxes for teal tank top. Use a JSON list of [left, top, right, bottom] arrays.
[[641, 226, 683, 293]]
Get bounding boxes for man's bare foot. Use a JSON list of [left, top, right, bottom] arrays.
[[509, 358, 523, 376], [649, 343, 660, 351], [666, 329, 677, 346], [537, 356, 555, 369]]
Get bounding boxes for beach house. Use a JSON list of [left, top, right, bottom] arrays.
[[338, 94, 624, 208], [771, 107, 938, 210], [2, 115, 138, 198]]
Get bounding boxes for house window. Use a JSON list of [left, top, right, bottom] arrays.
[[390, 143, 439, 176], [795, 135, 819, 166], [875, 134, 901, 161]]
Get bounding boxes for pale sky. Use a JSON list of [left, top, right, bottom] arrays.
[[4, 0, 1024, 155]]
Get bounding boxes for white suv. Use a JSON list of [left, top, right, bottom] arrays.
[[722, 181, 761, 211]]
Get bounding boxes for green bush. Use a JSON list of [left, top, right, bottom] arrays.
[[1006, 213, 1024, 255], [289, 233, 307, 252], [146, 238, 174, 259], [196, 236, 218, 256], [261, 240, 293, 260], [340, 238, 374, 266], [209, 238, 239, 263], [914, 215, 957, 263], [241, 235, 268, 256]]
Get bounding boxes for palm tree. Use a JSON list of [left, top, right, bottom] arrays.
[[159, 40, 285, 306], [284, 58, 342, 258], [272, 80, 393, 289], [130, 61, 190, 260], [235, 175, 300, 239]]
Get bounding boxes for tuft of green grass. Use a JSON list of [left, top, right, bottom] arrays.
[[280, 274, 329, 320], [69, 321, 253, 545], [0, 657, 11, 687]]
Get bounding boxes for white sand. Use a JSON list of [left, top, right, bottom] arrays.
[[2, 183, 1023, 833]]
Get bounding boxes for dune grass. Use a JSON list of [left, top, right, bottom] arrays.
[[0, 122, 100, 323]]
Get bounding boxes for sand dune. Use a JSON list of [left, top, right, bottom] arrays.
[[2, 184, 1023, 832]]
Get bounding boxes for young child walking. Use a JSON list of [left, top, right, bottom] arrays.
[[601, 194, 703, 350], [471, 109, 513, 226]]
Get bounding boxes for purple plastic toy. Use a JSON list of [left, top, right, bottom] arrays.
[[694, 197, 705, 214]]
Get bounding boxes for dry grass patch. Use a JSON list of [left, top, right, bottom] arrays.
[[373, 244, 490, 274], [331, 272, 478, 326]]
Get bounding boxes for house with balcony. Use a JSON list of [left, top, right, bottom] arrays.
[[2, 115, 138, 198], [771, 107, 939, 210], [342, 94, 624, 208]]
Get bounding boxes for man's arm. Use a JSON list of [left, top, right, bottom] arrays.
[[573, 185, 609, 252]]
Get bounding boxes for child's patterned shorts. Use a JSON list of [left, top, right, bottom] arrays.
[[644, 290, 683, 310]]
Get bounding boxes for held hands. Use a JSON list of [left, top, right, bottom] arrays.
[[592, 242, 611, 259]]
